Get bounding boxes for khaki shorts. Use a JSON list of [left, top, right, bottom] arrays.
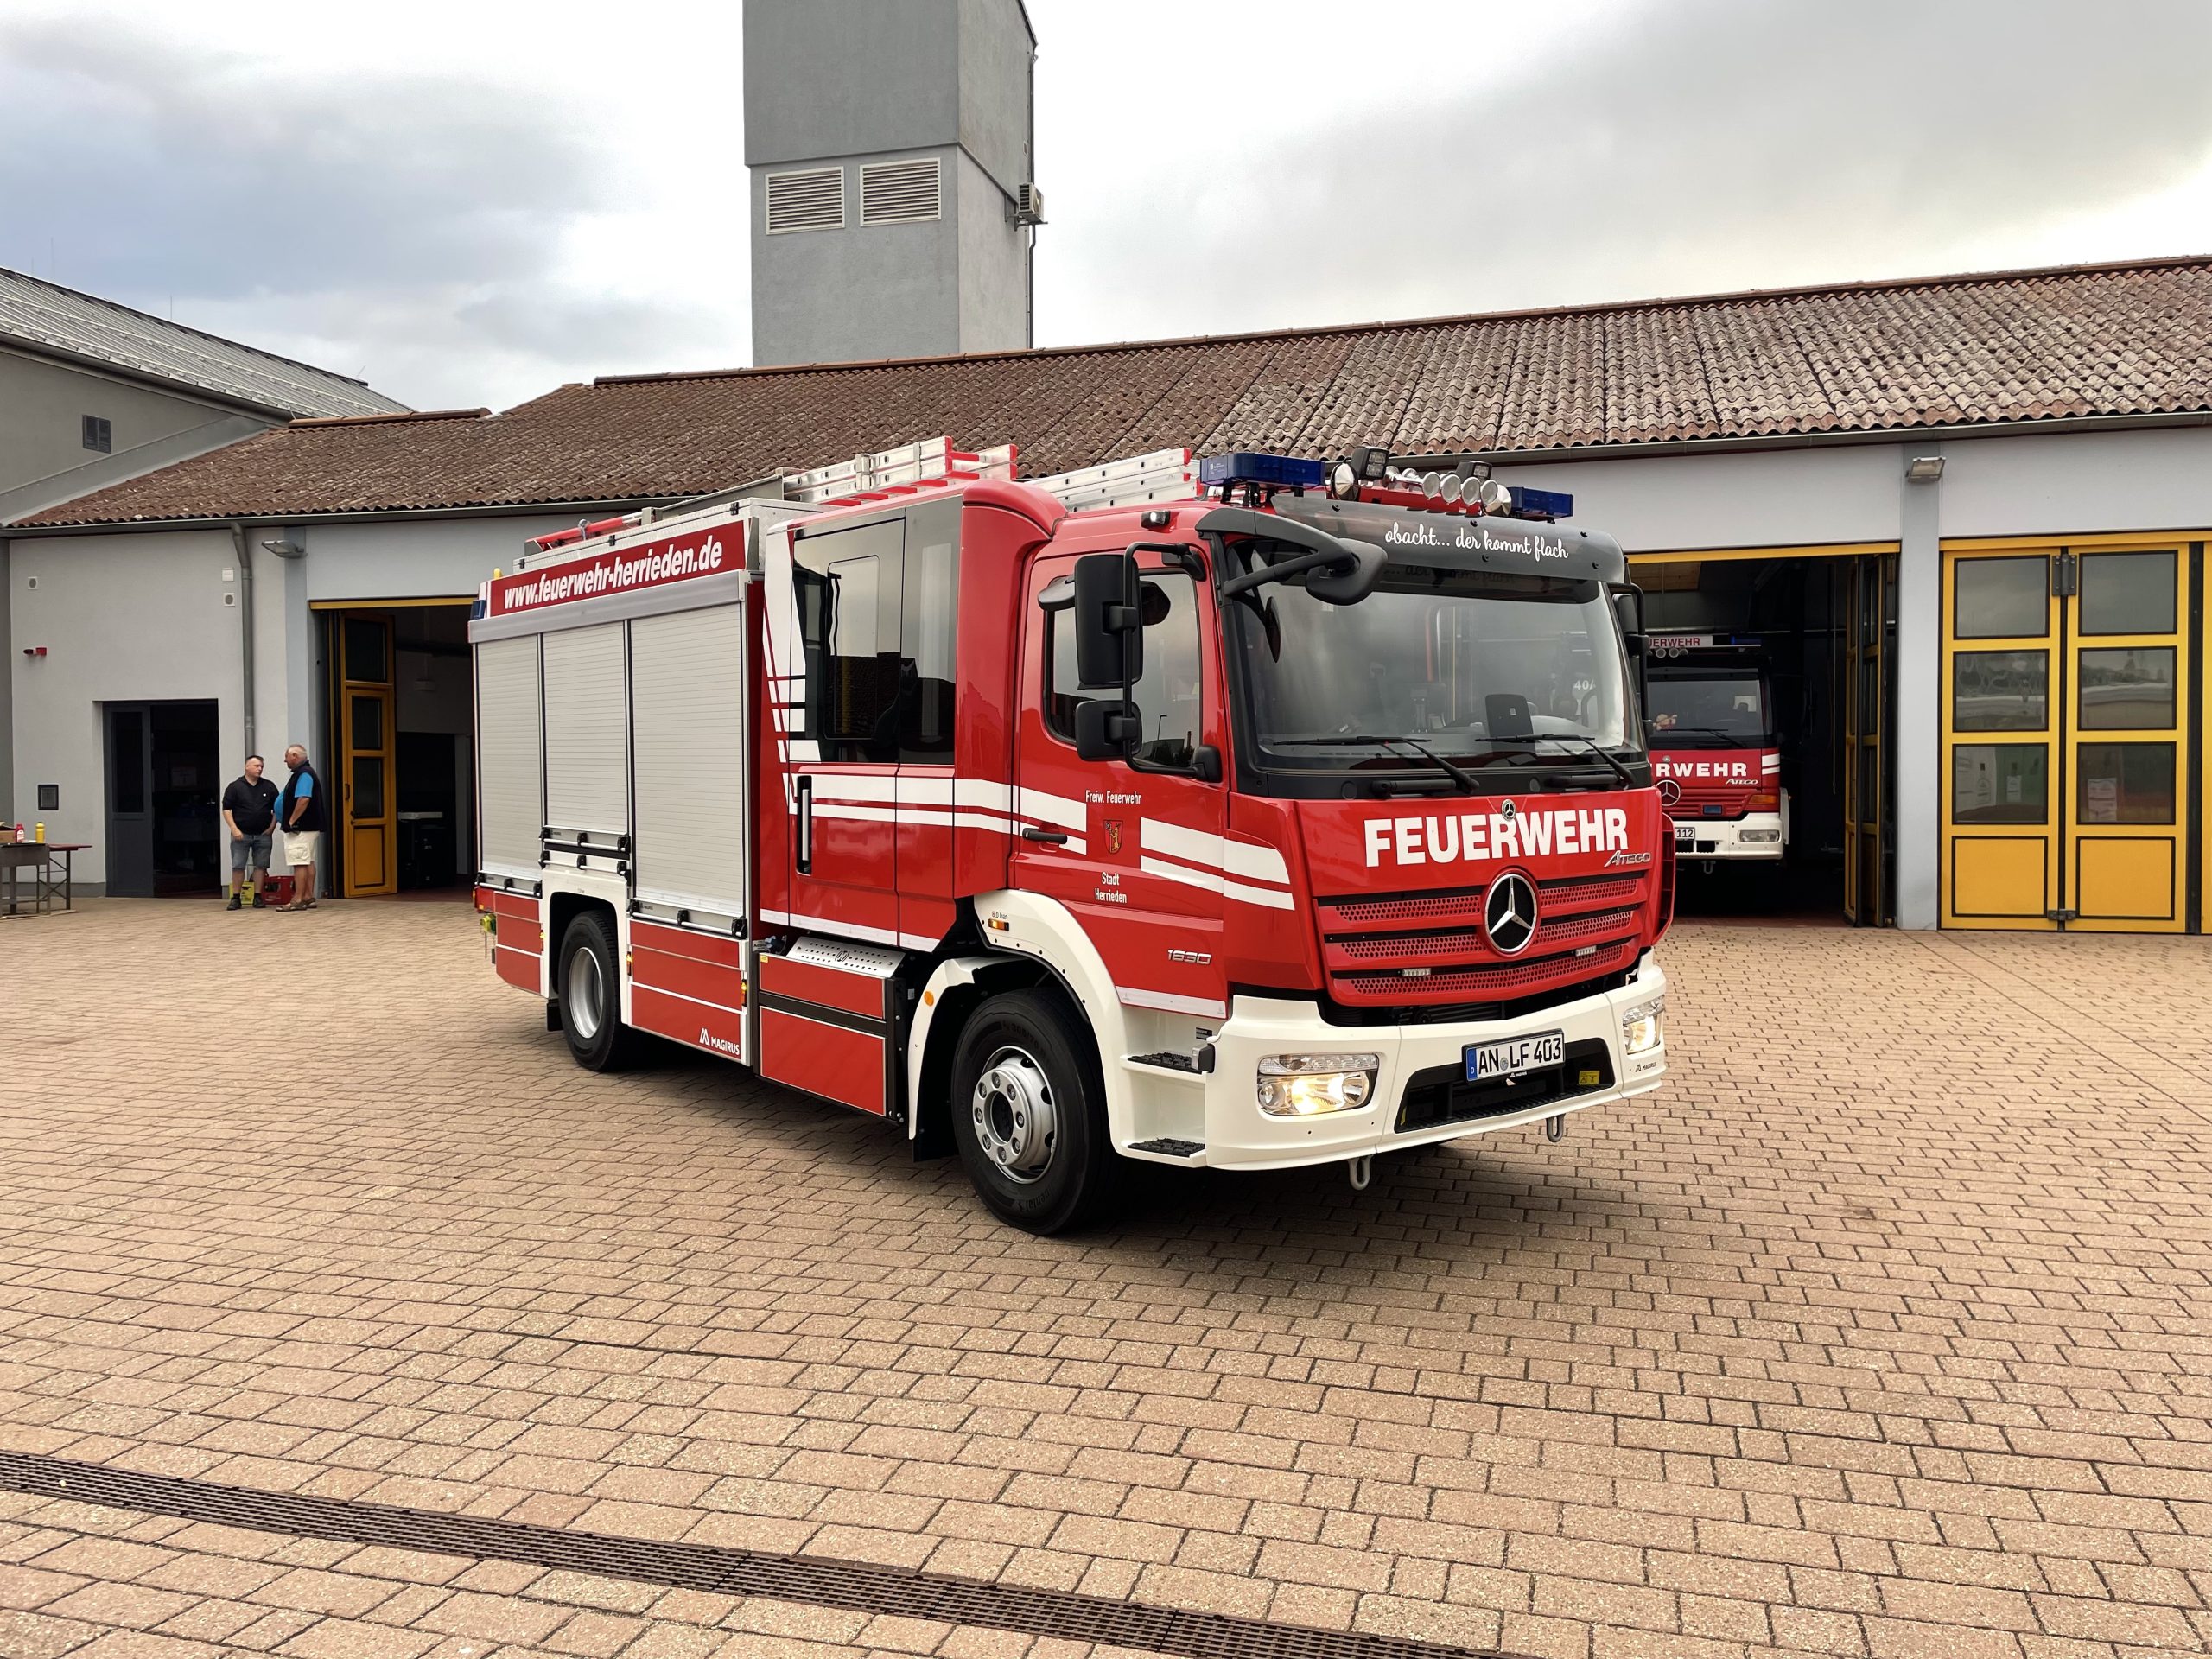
[[282, 830, 322, 868]]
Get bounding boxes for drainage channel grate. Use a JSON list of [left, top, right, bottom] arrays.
[[0, 1452, 1515, 1659]]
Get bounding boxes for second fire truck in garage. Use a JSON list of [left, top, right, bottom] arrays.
[[1647, 633, 1788, 865], [472, 442, 1674, 1231]]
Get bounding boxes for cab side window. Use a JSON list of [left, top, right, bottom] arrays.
[[1044, 570, 1204, 769], [792, 499, 959, 764]]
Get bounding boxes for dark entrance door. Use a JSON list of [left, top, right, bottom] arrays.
[[103, 700, 221, 896]]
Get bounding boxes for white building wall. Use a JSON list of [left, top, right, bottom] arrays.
[[10, 426, 2212, 912], [8, 528, 239, 884]]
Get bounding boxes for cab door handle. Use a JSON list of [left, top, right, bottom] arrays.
[[1020, 827, 1068, 845]]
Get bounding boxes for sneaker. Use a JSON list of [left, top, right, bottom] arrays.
[[251, 892, 266, 908], [226, 893, 242, 911]]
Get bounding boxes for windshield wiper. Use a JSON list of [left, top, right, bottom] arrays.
[[1273, 734, 1501, 792], [1529, 733, 1635, 785], [1652, 724, 1755, 748]]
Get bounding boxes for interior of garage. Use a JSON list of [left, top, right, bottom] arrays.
[[1635, 551, 1897, 925], [315, 603, 476, 899]]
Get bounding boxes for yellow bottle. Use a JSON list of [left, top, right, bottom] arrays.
[[35, 822, 46, 842]]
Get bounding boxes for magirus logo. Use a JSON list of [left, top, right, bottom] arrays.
[[698, 1027, 742, 1058]]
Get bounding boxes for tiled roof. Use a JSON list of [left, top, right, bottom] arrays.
[[0, 267, 409, 421], [16, 256, 2212, 530]]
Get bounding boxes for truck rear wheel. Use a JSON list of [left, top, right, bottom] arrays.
[[557, 910, 639, 1072], [949, 989, 1118, 1235]]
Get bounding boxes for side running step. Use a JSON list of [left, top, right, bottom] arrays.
[[1129, 1138, 1205, 1159], [1127, 1051, 1199, 1073]]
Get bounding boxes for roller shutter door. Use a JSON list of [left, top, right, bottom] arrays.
[[541, 623, 630, 836], [630, 604, 747, 918], [474, 634, 543, 880]]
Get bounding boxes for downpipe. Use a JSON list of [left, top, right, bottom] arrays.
[[230, 524, 253, 754]]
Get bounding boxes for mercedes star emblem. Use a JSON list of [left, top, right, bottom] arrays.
[[1658, 778, 1681, 805], [1484, 870, 1539, 957]]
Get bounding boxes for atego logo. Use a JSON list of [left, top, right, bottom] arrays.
[[1363, 804, 1629, 869], [493, 527, 732, 614]]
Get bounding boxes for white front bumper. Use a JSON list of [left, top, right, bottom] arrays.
[[1133, 957, 1667, 1171], [1672, 813, 1785, 860]]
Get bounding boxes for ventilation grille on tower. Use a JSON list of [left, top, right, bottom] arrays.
[[860, 157, 942, 226], [766, 167, 844, 234]]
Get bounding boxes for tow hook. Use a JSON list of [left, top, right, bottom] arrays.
[[1347, 1154, 1373, 1191], [1544, 1114, 1566, 1143]]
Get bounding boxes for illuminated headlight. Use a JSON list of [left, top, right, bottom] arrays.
[[1741, 829, 1782, 843], [1257, 1052, 1381, 1116], [1621, 996, 1666, 1056]]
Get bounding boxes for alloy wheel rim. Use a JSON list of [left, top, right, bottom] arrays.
[[970, 1046, 1058, 1184], [567, 947, 605, 1040]]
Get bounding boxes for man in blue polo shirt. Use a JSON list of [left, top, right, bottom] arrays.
[[274, 744, 327, 911]]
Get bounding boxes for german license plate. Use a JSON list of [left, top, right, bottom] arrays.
[[1674, 822, 1695, 842], [1466, 1030, 1564, 1082]]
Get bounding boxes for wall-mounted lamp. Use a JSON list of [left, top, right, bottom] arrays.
[[261, 537, 302, 559], [1904, 455, 1945, 483]]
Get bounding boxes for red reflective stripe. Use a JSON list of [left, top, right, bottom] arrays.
[[756, 954, 886, 1020], [629, 919, 742, 969], [758, 1007, 883, 1115], [495, 945, 539, 993], [632, 945, 745, 1012], [632, 984, 745, 1060]]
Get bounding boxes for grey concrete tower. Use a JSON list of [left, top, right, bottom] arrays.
[[743, 0, 1039, 368]]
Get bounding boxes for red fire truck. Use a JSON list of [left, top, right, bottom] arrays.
[[471, 440, 1674, 1232], [1646, 634, 1787, 866]]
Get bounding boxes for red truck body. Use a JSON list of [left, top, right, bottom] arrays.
[[472, 442, 1674, 1230]]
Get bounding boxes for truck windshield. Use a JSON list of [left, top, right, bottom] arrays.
[[1649, 669, 1771, 747], [1230, 563, 1633, 785]]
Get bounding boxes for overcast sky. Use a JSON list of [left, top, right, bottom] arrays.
[[4, 0, 2210, 412]]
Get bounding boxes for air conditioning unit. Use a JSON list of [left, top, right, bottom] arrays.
[[1012, 182, 1046, 226]]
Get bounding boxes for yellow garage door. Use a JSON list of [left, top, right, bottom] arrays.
[[1942, 538, 2202, 932]]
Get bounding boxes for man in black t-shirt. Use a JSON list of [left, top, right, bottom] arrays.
[[219, 754, 281, 910]]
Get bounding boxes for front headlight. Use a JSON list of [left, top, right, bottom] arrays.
[[1621, 996, 1665, 1055], [1257, 1052, 1381, 1116]]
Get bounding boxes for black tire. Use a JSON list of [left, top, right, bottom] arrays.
[[556, 910, 639, 1072], [948, 989, 1120, 1235]]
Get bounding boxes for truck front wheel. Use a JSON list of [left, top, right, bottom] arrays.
[[557, 910, 639, 1072], [949, 990, 1118, 1235]]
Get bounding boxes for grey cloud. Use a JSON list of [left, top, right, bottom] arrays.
[[0, 22, 612, 297], [1050, 0, 2212, 337], [0, 18, 718, 406]]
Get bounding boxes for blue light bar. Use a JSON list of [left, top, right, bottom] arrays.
[[1504, 485, 1573, 519], [1198, 452, 1328, 491]]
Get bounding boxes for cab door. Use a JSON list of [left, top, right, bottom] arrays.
[[1012, 546, 1230, 1020], [783, 512, 905, 942]]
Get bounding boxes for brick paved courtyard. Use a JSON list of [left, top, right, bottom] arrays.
[[2, 899, 2209, 1659]]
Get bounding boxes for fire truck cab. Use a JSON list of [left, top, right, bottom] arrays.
[[471, 442, 1674, 1232], [1646, 633, 1788, 864]]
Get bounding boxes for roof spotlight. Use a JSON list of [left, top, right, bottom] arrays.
[[1475, 478, 1512, 512], [1439, 475, 1463, 505], [1348, 442, 1390, 481], [1421, 471, 1445, 499], [1326, 458, 1360, 499]]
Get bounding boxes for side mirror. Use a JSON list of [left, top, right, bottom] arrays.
[[1072, 552, 1143, 690], [1192, 744, 1223, 785], [1611, 584, 1648, 707], [1073, 698, 1139, 761]]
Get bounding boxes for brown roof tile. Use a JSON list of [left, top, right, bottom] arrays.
[[17, 256, 2212, 530]]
